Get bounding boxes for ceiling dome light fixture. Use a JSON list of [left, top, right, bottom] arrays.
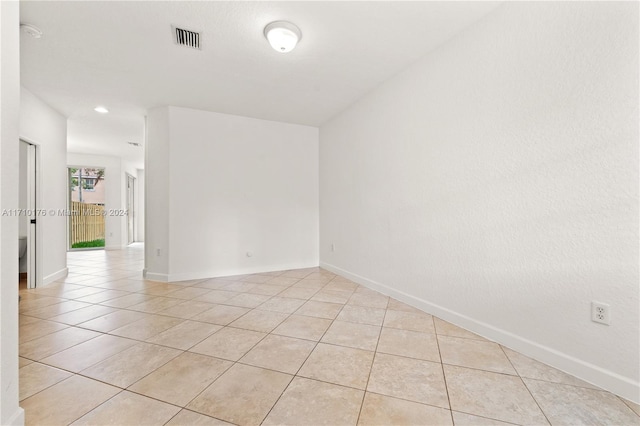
[[20, 23, 43, 39], [94, 106, 109, 114], [264, 21, 301, 53]]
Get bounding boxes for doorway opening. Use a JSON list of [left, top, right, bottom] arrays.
[[126, 173, 135, 245], [19, 140, 39, 289], [68, 167, 106, 250]]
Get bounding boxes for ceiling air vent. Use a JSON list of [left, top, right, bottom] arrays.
[[172, 26, 201, 50]]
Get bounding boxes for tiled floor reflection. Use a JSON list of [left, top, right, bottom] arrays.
[[18, 244, 640, 425]]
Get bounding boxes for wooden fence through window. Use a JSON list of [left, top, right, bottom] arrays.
[[70, 201, 105, 244]]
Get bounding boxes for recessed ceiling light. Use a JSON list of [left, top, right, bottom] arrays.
[[264, 21, 301, 53], [94, 106, 109, 114], [20, 23, 43, 39]]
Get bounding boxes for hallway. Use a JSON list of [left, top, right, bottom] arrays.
[[18, 245, 640, 425]]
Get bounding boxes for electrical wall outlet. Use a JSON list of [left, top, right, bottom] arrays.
[[331, 243, 335, 252], [156, 248, 161, 257], [591, 301, 610, 325]]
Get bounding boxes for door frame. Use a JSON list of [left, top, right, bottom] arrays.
[[20, 138, 42, 289], [126, 173, 135, 245], [67, 165, 107, 251]]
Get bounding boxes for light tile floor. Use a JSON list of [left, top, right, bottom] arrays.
[[18, 244, 640, 425]]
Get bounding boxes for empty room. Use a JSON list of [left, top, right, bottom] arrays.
[[0, 1, 638, 425]]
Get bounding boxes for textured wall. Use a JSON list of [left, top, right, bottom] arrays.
[[320, 2, 639, 401]]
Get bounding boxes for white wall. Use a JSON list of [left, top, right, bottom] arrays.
[[144, 108, 170, 277], [20, 88, 68, 285], [319, 2, 639, 402], [146, 106, 319, 281], [0, 1, 24, 423], [67, 153, 138, 250]]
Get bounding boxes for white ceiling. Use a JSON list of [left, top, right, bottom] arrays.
[[20, 1, 501, 169]]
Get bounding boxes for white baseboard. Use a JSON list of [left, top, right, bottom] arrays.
[[320, 261, 640, 404], [143, 269, 168, 282], [4, 407, 24, 426], [166, 262, 320, 283], [43, 267, 68, 286]]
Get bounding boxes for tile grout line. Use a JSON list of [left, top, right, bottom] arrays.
[[65, 387, 129, 425], [354, 295, 388, 425], [17, 364, 72, 403], [499, 344, 553, 425], [432, 315, 456, 425], [617, 396, 640, 418]]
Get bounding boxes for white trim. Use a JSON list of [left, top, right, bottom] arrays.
[[19, 138, 43, 289], [143, 270, 168, 282], [166, 262, 319, 283], [25, 142, 36, 289], [125, 173, 135, 246], [144, 263, 320, 283], [4, 407, 24, 426], [320, 261, 640, 404], [42, 267, 68, 286]]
